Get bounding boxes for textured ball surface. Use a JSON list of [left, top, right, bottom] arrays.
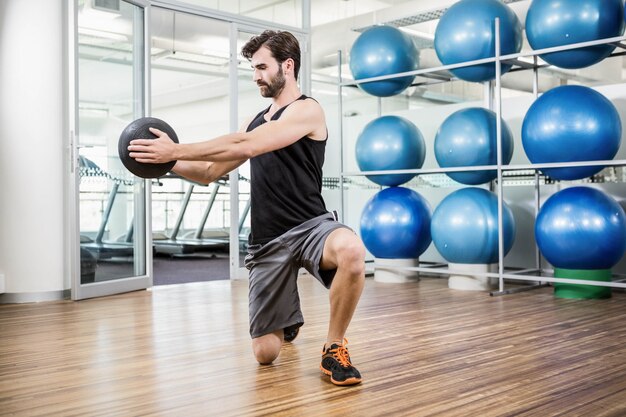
[[349, 25, 418, 97], [536, 187, 626, 270], [356, 116, 426, 186], [522, 85, 621, 181], [360, 187, 432, 259], [435, 107, 513, 185], [434, 0, 522, 82], [431, 187, 516, 264], [526, 0, 625, 69], [118, 117, 179, 179]]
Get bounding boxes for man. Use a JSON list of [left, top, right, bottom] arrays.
[[128, 30, 365, 386]]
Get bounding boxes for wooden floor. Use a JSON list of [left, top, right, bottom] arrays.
[[1, 276, 626, 417]]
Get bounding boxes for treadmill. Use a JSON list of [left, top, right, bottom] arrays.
[[79, 156, 135, 260], [153, 179, 232, 255]]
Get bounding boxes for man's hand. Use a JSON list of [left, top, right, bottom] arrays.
[[128, 127, 177, 164]]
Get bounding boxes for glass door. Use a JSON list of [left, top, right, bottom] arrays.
[[149, 8, 233, 273], [70, 0, 151, 300]]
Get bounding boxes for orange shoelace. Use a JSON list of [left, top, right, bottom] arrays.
[[328, 338, 352, 367]]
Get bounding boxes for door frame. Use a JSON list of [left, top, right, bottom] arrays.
[[67, 0, 153, 300]]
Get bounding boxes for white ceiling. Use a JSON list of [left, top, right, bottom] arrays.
[[77, 0, 626, 112]]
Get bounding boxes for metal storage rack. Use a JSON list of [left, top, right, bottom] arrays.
[[337, 19, 626, 295]]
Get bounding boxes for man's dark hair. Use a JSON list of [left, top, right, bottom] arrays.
[[241, 30, 301, 81]]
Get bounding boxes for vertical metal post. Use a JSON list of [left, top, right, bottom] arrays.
[[229, 22, 240, 279], [338, 50, 345, 222], [532, 55, 543, 281], [494, 17, 505, 292], [484, 81, 494, 110], [67, 0, 80, 299], [532, 55, 539, 97], [136, 4, 149, 277], [376, 93, 383, 196], [301, 0, 311, 95], [534, 171, 542, 273]]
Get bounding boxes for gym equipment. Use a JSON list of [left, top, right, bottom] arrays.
[[355, 115, 425, 186], [434, 0, 522, 82], [431, 187, 516, 264], [536, 187, 626, 299], [79, 156, 135, 260], [153, 177, 251, 256], [553, 269, 613, 299], [80, 247, 97, 284], [118, 117, 179, 178], [154, 181, 230, 255], [349, 25, 418, 97], [536, 187, 626, 270], [526, 0, 625, 69], [434, 107, 513, 185], [360, 187, 432, 259], [522, 85, 621, 181]]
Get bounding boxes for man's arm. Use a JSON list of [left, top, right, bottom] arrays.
[[128, 99, 325, 164], [171, 159, 246, 186], [163, 116, 254, 185]]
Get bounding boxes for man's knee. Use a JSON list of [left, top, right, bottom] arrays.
[[336, 238, 366, 278], [252, 332, 282, 364]]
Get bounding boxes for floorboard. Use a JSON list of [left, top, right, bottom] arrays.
[[1, 276, 625, 416]]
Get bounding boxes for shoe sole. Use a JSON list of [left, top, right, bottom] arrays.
[[320, 365, 362, 386]]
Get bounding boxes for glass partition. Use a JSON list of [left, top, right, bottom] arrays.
[[150, 8, 234, 259], [74, 0, 150, 298]]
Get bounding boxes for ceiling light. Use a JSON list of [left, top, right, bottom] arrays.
[[78, 27, 128, 42]]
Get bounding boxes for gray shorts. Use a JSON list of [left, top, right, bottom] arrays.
[[244, 211, 351, 339]]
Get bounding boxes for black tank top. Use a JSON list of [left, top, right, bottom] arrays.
[[246, 95, 328, 245]]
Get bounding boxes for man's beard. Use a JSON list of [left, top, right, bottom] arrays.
[[258, 67, 286, 98]]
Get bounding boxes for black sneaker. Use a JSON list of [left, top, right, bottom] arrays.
[[320, 338, 362, 386], [283, 324, 300, 343]]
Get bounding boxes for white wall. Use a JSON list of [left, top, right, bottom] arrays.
[[0, 0, 67, 297]]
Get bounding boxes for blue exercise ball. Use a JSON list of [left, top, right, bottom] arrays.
[[349, 25, 418, 97], [431, 187, 516, 264], [522, 85, 621, 181], [526, 0, 625, 69], [434, 107, 514, 185], [360, 187, 432, 259], [434, 0, 522, 82], [356, 115, 426, 186], [536, 187, 626, 269]]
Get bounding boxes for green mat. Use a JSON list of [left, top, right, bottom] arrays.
[[554, 268, 612, 299]]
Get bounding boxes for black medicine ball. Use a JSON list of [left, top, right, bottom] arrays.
[[118, 117, 179, 178]]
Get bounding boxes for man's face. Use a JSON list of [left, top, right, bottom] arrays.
[[251, 46, 286, 98]]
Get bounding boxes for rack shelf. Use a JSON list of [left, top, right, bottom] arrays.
[[337, 26, 626, 294], [340, 34, 626, 89]]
